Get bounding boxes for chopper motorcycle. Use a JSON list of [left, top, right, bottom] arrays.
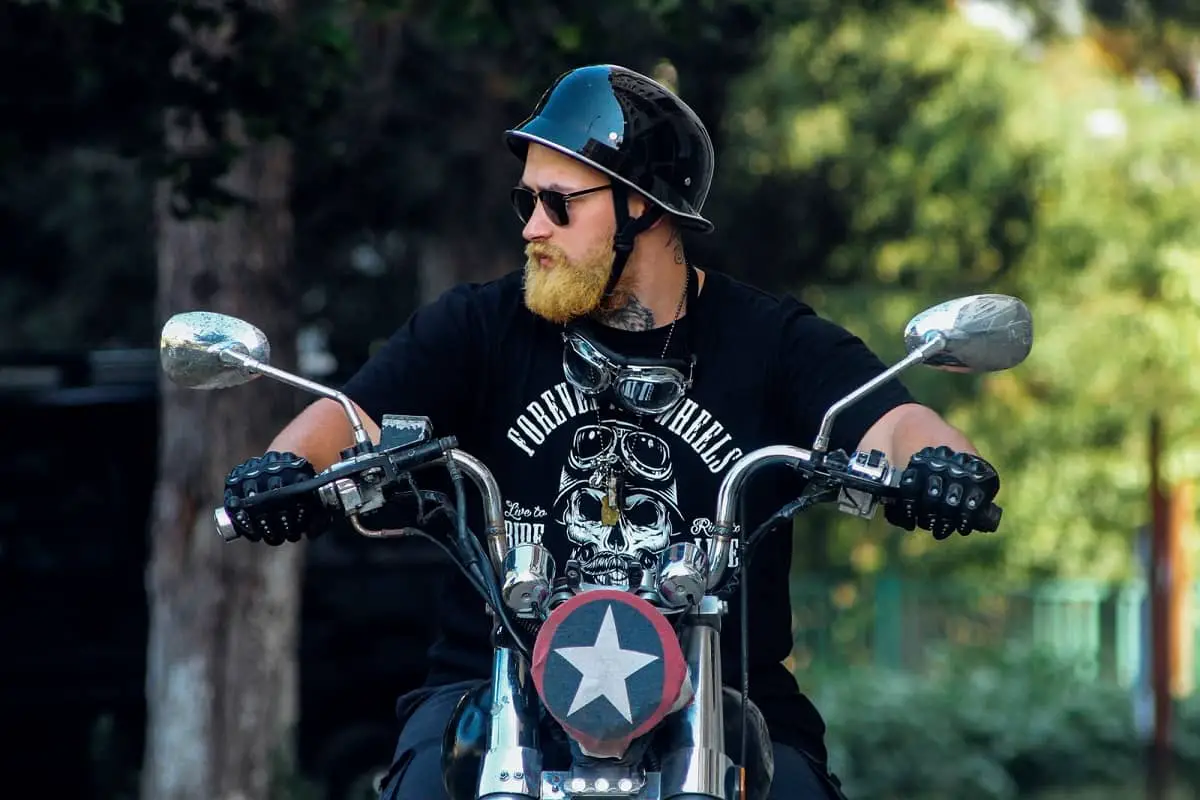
[[159, 293, 1033, 800]]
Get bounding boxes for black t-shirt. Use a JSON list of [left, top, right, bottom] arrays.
[[340, 267, 914, 761]]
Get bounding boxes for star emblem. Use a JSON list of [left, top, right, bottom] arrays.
[[531, 588, 689, 758], [555, 605, 660, 722]]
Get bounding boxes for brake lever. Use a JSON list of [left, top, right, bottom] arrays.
[[792, 448, 897, 520], [224, 460, 373, 512]]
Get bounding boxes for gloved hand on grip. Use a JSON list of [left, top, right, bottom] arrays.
[[885, 445, 1000, 540], [223, 451, 331, 545]]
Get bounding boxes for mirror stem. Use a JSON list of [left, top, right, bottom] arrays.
[[217, 346, 372, 449], [811, 333, 947, 454]]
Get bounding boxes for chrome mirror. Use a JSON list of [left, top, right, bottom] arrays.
[[812, 293, 1033, 453], [903, 294, 1033, 373], [159, 311, 270, 390]]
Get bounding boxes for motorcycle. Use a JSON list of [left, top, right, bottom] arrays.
[[158, 293, 1033, 800]]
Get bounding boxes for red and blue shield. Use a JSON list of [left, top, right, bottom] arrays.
[[531, 589, 689, 758]]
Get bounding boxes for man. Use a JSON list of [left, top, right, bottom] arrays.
[[222, 65, 1000, 798]]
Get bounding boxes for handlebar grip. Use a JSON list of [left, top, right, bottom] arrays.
[[215, 478, 324, 542], [213, 437, 457, 543], [976, 502, 1002, 533]]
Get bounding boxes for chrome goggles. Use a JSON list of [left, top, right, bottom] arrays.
[[562, 328, 695, 417]]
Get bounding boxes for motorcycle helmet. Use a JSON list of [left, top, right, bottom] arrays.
[[505, 64, 716, 295]]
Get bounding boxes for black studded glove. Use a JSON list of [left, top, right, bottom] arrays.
[[885, 445, 1001, 540], [223, 451, 331, 545]]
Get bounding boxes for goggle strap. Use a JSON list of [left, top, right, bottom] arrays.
[[567, 329, 692, 372]]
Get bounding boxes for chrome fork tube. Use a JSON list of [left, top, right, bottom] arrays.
[[658, 595, 734, 800], [477, 646, 542, 799]]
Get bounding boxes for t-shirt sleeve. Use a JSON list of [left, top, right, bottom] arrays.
[[777, 298, 916, 454], [339, 283, 485, 438]]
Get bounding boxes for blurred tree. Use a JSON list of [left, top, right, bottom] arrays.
[[723, 6, 1200, 582], [143, 2, 307, 800], [1080, 0, 1200, 97], [0, 0, 348, 350]]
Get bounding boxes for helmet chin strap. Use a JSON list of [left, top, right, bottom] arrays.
[[603, 183, 663, 298]]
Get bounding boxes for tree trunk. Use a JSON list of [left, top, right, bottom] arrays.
[[142, 5, 303, 799]]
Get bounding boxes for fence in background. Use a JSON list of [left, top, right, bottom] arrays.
[[788, 573, 1196, 691]]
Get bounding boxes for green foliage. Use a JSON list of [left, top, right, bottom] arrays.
[[726, 9, 1034, 288], [814, 644, 1200, 799], [727, 8, 1200, 580]]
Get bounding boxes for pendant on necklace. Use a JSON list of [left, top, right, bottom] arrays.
[[601, 473, 621, 526]]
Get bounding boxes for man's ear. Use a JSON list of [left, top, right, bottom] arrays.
[[629, 194, 671, 232], [627, 191, 648, 218]]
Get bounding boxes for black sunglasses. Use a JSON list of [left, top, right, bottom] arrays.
[[510, 184, 611, 227]]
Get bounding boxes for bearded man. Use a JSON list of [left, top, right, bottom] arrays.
[[220, 64, 1002, 799]]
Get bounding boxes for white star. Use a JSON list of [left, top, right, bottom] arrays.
[[554, 605, 660, 723]]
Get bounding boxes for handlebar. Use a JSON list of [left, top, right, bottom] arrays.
[[216, 436, 1002, 595], [215, 438, 509, 571], [703, 444, 1001, 589], [440, 449, 508, 569], [706, 446, 813, 590]]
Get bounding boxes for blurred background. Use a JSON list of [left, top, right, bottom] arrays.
[[3, 0, 1200, 798]]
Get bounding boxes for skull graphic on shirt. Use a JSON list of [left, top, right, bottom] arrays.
[[553, 420, 683, 587]]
